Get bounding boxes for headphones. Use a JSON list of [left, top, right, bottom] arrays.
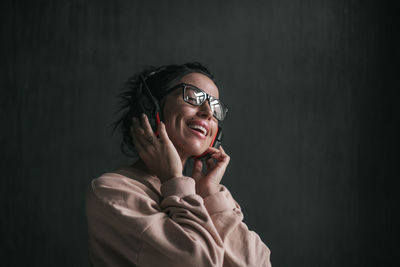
[[138, 73, 223, 159]]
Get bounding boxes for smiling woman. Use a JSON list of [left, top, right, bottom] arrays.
[[85, 62, 272, 267]]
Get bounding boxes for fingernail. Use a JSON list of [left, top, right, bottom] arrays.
[[141, 113, 146, 118]]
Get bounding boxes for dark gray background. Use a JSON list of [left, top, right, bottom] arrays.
[[1, 0, 398, 266]]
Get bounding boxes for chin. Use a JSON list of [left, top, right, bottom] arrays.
[[181, 140, 209, 157], [191, 148, 208, 157], [188, 146, 208, 157]]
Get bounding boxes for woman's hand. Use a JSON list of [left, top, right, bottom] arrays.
[[131, 114, 183, 183], [192, 146, 230, 198]]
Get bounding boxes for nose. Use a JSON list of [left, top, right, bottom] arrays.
[[196, 100, 213, 120]]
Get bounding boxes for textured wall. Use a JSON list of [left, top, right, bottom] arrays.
[[1, 0, 397, 266]]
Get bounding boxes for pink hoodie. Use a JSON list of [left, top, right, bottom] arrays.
[[86, 165, 271, 267]]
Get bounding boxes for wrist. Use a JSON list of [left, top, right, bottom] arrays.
[[197, 184, 220, 198], [160, 172, 182, 183]]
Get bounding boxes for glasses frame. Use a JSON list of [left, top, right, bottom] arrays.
[[167, 83, 228, 121]]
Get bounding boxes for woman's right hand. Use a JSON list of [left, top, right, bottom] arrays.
[[130, 114, 183, 183]]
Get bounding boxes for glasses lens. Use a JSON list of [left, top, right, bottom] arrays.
[[210, 98, 228, 121], [183, 85, 228, 121], [184, 86, 205, 105]]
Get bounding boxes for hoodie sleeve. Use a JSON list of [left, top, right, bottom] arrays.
[[203, 185, 272, 267], [86, 174, 225, 267]]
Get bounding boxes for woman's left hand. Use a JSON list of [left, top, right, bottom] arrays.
[[192, 146, 230, 198]]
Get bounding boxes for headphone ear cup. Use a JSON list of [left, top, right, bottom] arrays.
[[210, 126, 223, 149], [210, 126, 223, 148], [209, 129, 217, 147], [138, 74, 161, 135]]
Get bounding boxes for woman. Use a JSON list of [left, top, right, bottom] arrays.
[[85, 62, 272, 267]]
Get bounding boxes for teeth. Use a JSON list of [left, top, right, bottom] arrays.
[[188, 124, 207, 136]]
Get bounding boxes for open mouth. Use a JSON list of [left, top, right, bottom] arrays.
[[187, 124, 208, 136]]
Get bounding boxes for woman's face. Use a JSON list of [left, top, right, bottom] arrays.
[[162, 72, 220, 160]]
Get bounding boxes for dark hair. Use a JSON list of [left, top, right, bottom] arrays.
[[113, 62, 216, 158]]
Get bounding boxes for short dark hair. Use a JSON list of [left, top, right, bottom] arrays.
[[113, 62, 216, 158]]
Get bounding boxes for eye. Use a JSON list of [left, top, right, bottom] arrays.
[[184, 87, 205, 105]]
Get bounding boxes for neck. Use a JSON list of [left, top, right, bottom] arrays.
[[178, 150, 188, 168]]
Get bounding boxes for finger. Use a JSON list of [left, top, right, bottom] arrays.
[[156, 119, 162, 138], [133, 115, 155, 147], [206, 157, 216, 171], [219, 146, 230, 162], [212, 146, 229, 157], [132, 116, 144, 134], [205, 147, 221, 157], [158, 122, 171, 144], [215, 147, 230, 163], [192, 159, 203, 182], [219, 146, 229, 157], [139, 114, 157, 145], [215, 151, 230, 167], [131, 117, 143, 139], [141, 113, 156, 139], [132, 117, 147, 147], [210, 150, 222, 158], [205, 147, 222, 159], [207, 150, 229, 172], [206, 146, 220, 153], [130, 124, 144, 153]]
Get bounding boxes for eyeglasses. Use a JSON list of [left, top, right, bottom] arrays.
[[167, 83, 228, 121]]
